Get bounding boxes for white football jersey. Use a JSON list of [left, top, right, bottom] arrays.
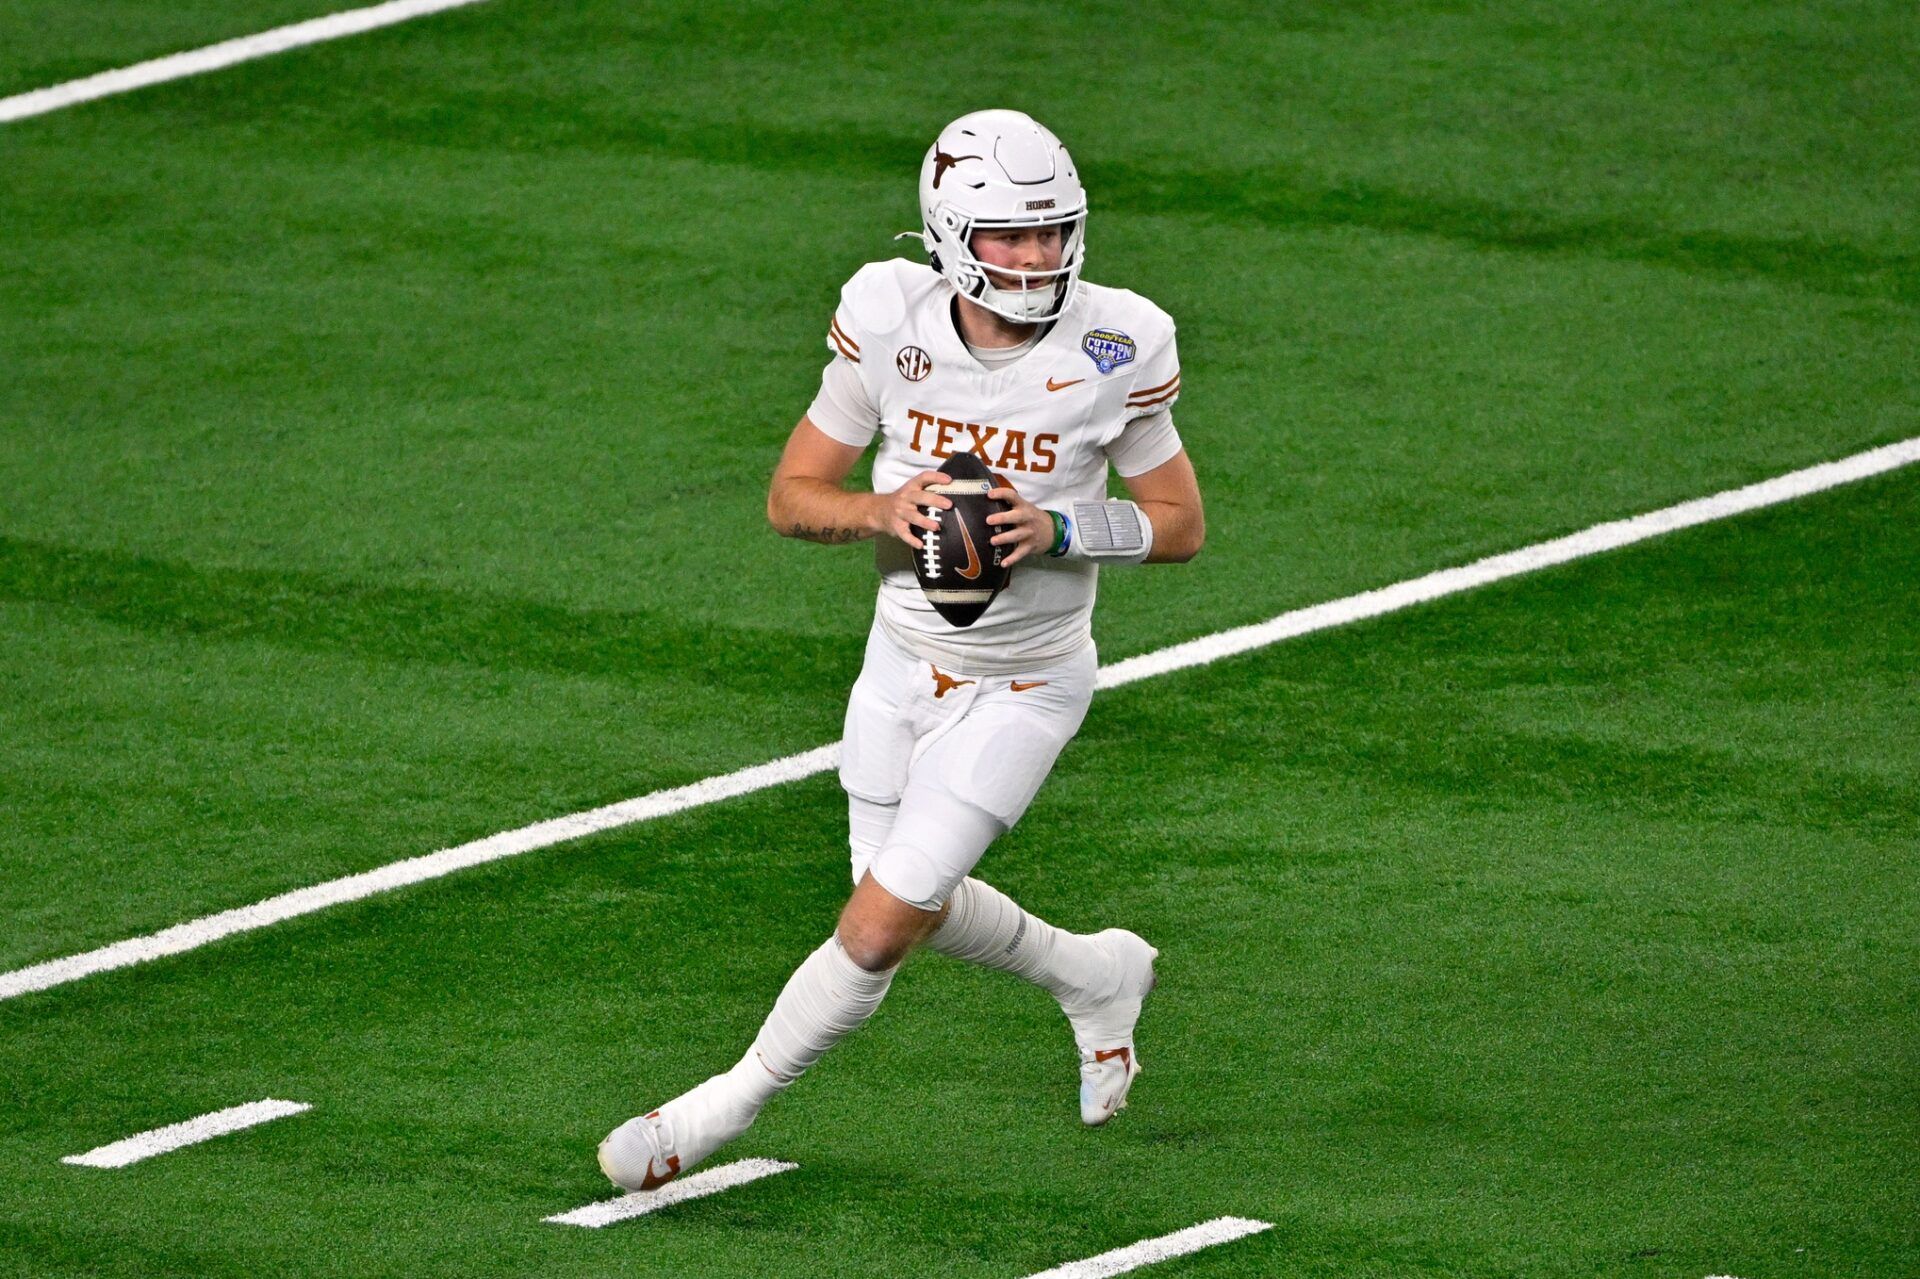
[[808, 259, 1183, 673]]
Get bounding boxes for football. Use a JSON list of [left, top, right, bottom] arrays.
[[913, 451, 1012, 627]]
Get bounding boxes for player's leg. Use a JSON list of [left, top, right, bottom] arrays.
[[852, 767, 1124, 1019], [600, 626, 931, 1192], [931, 875, 1157, 1125], [898, 650, 1159, 1124], [597, 876, 936, 1192]]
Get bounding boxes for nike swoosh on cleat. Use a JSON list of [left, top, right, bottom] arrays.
[[635, 1154, 681, 1190]]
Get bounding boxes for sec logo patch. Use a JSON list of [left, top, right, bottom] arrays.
[[896, 346, 933, 382]]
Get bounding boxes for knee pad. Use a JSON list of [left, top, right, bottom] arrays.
[[868, 842, 946, 911], [868, 789, 1006, 911]]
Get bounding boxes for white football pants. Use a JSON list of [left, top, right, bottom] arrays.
[[838, 620, 1096, 909]]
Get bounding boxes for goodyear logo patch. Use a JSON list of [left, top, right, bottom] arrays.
[[1081, 328, 1136, 375]]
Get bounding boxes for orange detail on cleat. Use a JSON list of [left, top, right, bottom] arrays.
[[640, 1154, 681, 1190]]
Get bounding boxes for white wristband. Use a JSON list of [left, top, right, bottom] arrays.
[[1059, 498, 1153, 564]]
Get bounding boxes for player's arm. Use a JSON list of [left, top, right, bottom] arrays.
[[767, 415, 954, 550], [991, 448, 1205, 566], [1121, 447, 1205, 563]]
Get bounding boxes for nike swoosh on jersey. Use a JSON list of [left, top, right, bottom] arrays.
[[1046, 377, 1084, 392]]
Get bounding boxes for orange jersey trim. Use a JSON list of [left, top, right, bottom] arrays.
[[1126, 376, 1181, 409], [1127, 370, 1180, 399], [829, 316, 861, 359]]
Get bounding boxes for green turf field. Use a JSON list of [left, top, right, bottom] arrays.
[[1, 2, 1914, 1276]]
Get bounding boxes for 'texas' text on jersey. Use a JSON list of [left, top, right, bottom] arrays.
[[906, 408, 1059, 474]]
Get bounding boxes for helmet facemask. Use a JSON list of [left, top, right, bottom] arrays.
[[935, 212, 1086, 325], [909, 110, 1090, 327]]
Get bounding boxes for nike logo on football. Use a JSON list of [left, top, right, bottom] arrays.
[[954, 514, 983, 580], [1046, 377, 1084, 392], [1010, 680, 1049, 692]]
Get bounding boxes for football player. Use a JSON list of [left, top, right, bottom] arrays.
[[600, 109, 1206, 1191]]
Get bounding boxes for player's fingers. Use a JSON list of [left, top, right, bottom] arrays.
[[1002, 544, 1030, 567]]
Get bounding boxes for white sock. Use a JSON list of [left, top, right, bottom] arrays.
[[752, 933, 896, 1083], [674, 934, 896, 1161], [925, 878, 1115, 1008]]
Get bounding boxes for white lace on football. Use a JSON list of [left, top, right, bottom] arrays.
[[920, 520, 942, 578]]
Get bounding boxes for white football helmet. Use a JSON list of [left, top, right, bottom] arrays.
[[905, 109, 1087, 325]]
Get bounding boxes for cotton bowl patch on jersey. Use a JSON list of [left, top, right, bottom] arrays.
[[1082, 327, 1136, 374]]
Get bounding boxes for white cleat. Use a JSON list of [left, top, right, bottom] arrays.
[[598, 1073, 757, 1192], [1064, 929, 1158, 1126], [597, 1109, 682, 1192]]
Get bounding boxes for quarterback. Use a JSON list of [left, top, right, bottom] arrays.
[[600, 109, 1206, 1190]]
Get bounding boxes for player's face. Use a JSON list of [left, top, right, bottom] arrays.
[[971, 225, 1064, 290]]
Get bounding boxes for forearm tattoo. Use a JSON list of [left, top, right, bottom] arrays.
[[787, 523, 869, 544]]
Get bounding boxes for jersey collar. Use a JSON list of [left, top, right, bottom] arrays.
[[935, 287, 1083, 377]]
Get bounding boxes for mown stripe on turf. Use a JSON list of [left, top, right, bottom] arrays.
[[61, 1099, 310, 1168], [368, 112, 1915, 307], [0, 535, 855, 694], [0, 0, 490, 125], [1096, 436, 1920, 690], [1, 437, 1915, 1004], [0, 745, 838, 1001], [544, 1159, 798, 1227], [1020, 1217, 1273, 1279]]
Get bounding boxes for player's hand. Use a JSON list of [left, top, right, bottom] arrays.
[[882, 470, 952, 551], [986, 482, 1052, 567]]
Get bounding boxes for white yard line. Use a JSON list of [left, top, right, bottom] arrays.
[[1, 437, 1915, 1005], [0, 0, 489, 126], [1022, 1217, 1274, 1279], [544, 1158, 798, 1227], [61, 1099, 310, 1168], [1098, 435, 1920, 689], [0, 745, 838, 1002]]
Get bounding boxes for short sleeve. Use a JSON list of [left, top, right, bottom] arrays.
[[806, 354, 879, 447], [1103, 408, 1184, 477], [825, 305, 862, 367], [1124, 326, 1181, 418]]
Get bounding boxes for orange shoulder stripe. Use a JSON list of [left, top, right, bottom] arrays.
[[1127, 376, 1181, 408], [1127, 369, 1180, 399]]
